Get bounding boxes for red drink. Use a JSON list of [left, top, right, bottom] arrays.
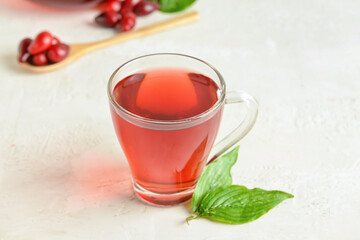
[[110, 68, 223, 204], [28, 0, 103, 9]]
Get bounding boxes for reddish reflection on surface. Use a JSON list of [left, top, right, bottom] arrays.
[[67, 152, 132, 209]]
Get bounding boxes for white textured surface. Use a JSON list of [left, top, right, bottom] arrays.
[[1, 0, 360, 239]]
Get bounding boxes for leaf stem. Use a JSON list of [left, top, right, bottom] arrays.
[[186, 213, 200, 225]]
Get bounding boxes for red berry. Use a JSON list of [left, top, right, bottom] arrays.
[[130, 0, 143, 6], [18, 38, 32, 63], [121, 0, 142, 14], [106, 0, 121, 12], [95, 11, 121, 27], [47, 43, 70, 63], [27, 31, 53, 55], [120, 1, 132, 14], [118, 12, 136, 32], [134, 1, 160, 16], [31, 53, 48, 66], [52, 36, 60, 45]]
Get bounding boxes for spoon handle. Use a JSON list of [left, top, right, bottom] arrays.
[[86, 11, 199, 51]]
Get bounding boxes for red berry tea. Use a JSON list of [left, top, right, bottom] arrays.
[[110, 68, 223, 201]]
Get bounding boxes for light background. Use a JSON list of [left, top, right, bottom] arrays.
[[0, 0, 359, 239]]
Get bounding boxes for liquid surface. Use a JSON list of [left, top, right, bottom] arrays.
[[112, 68, 219, 120]]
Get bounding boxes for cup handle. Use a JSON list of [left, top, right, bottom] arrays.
[[208, 91, 259, 162]]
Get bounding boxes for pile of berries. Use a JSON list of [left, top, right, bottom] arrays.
[[95, 0, 160, 31], [18, 31, 70, 66]]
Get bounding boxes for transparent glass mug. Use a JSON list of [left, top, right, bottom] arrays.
[[108, 53, 258, 206]]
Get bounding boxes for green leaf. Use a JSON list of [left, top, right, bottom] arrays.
[[153, 0, 196, 13], [196, 185, 294, 224], [191, 146, 239, 212]]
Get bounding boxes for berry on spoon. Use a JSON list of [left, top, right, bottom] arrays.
[[27, 31, 53, 55], [52, 36, 60, 45], [17, 31, 69, 66], [18, 38, 32, 63], [32, 52, 48, 66], [47, 43, 70, 63]]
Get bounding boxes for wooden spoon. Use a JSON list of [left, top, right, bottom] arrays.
[[19, 11, 199, 73]]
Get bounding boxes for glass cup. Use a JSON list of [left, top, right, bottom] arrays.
[[108, 53, 258, 206]]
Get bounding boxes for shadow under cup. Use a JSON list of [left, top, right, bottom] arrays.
[[108, 54, 226, 206]]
